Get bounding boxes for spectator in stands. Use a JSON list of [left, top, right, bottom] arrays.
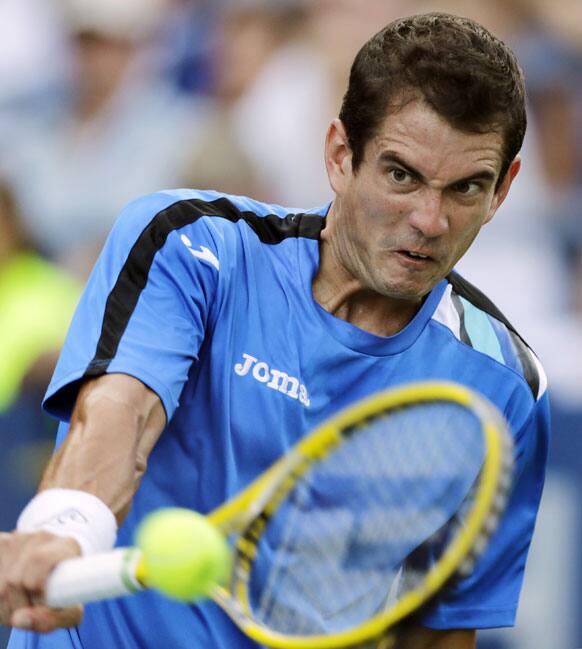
[[0, 0, 216, 278], [0, 179, 80, 413]]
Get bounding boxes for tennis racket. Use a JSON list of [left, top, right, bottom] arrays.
[[44, 381, 513, 648]]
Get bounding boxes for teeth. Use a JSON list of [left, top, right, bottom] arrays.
[[407, 251, 428, 259]]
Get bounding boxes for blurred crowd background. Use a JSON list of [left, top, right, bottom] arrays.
[[0, 0, 580, 647]]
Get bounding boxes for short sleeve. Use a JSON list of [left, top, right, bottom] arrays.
[[43, 191, 225, 422], [420, 391, 550, 629]]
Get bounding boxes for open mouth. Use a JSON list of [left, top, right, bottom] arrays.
[[397, 250, 433, 262]]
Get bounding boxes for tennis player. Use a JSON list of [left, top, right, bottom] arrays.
[[1, 13, 549, 649]]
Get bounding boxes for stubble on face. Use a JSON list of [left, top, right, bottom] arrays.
[[315, 99, 509, 335]]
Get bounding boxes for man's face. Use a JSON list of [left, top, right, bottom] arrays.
[[325, 99, 519, 305]]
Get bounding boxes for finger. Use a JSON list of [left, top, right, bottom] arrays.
[[19, 534, 81, 593], [2, 578, 33, 624], [1, 533, 81, 626], [0, 533, 31, 625], [12, 604, 83, 633], [2, 533, 53, 617]]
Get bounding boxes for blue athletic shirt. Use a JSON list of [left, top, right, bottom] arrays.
[[9, 189, 550, 649]]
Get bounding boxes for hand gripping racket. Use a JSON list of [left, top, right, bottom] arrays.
[[45, 381, 513, 648]]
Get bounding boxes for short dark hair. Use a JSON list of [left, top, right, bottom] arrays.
[[339, 13, 527, 187]]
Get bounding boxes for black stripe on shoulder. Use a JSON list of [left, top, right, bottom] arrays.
[[240, 208, 325, 243], [84, 196, 323, 377], [447, 271, 541, 399]]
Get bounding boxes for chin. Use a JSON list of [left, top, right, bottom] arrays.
[[376, 277, 434, 302], [379, 285, 425, 302]]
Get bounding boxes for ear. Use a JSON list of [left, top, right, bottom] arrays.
[[484, 156, 521, 224], [325, 118, 353, 195]]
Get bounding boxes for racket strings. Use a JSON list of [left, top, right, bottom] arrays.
[[246, 402, 485, 636]]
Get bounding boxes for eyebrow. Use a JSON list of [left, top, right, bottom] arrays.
[[378, 151, 498, 186]]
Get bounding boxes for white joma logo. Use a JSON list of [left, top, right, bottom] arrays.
[[180, 234, 220, 270], [234, 353, 310, 407]]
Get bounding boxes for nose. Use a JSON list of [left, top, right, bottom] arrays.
[[408, 189, 449, 238]]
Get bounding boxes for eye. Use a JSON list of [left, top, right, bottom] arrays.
[[452, 180, 482, 196], [388, 167, 415, 185]]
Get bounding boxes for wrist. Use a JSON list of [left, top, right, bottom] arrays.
[[16, 488, 117, 556]]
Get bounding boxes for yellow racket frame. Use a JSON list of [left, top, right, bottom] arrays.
[[169, 381, 511, 649]]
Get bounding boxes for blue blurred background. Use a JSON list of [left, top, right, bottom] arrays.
[[0, 1, 580, 647]]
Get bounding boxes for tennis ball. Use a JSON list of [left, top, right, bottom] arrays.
[[135, 508, 230, 602]]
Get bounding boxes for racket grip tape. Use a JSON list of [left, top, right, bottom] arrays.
[[45, 548, 143, 608]]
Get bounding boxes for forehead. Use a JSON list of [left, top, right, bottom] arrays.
[[369, 99, 505, 178]]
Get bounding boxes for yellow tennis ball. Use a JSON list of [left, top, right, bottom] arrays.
[[136, 508, 230, 601]]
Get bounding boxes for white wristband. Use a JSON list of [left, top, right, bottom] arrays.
[[17, 489, 117, 556]]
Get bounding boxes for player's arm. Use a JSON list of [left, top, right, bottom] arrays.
[[394, 626, 476, 648], [0, 372, 166, 633], [39, 373, 166, 521]]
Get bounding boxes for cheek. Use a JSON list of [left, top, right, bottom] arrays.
[[353, 187, 406, 231], [450, 210, 488, 256]]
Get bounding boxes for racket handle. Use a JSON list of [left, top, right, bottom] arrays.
[[45, 548, 143, 608]]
